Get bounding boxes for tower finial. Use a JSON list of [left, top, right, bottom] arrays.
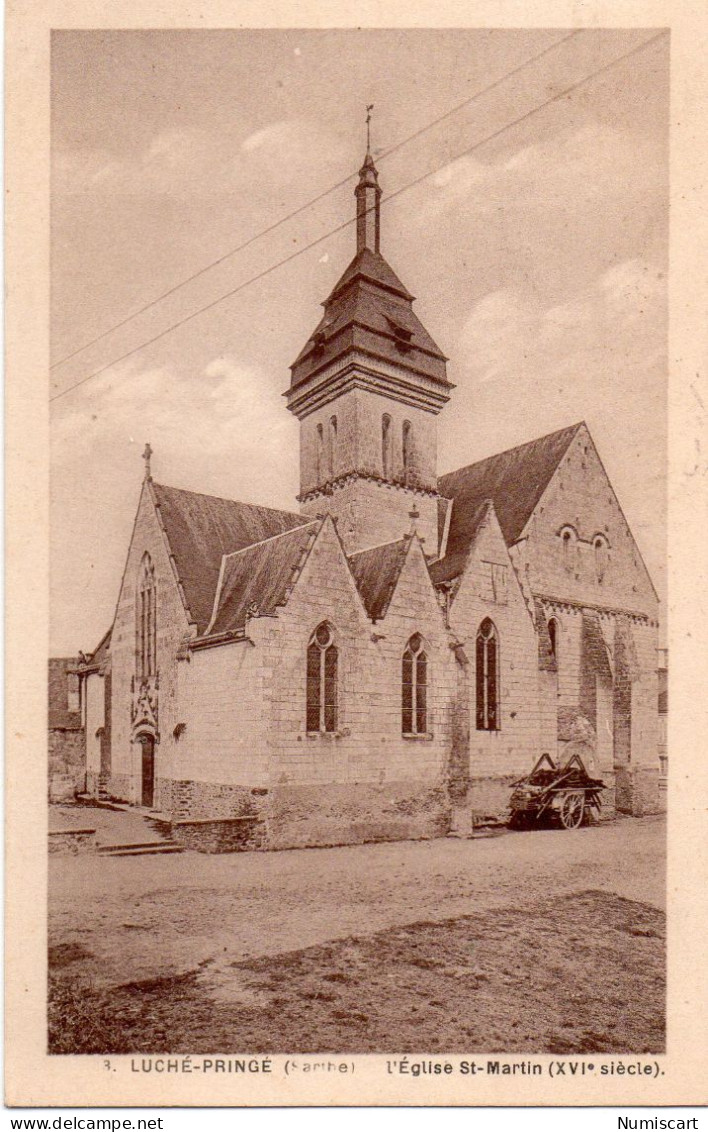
[[142, 442, 153, 481], [356, 110, 381, 254], [366, 103, 374, 154]]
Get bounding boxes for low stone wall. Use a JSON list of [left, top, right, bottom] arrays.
[[168, 779, 266, 822], [266, 781, 450, 851], [48, 828, 96, 855], [170, 816, 266, 853]]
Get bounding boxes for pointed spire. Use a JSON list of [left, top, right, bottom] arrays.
[[355, 104, 381, 254]]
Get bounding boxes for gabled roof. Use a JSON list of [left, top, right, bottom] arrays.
[[208, 521, 320, 636], [435, 423, 583, 580], [348, 537, 410, 621], [151, 482, 309, 634], [77, 626, 112, 673]]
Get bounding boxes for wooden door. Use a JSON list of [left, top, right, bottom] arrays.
[[141, 735, 155, 808]]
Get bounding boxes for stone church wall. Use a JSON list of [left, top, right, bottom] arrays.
[[166, 521, 456, 847], [447, 507, 543, 820], [299, 384, 438, 495], [259, 521, 455, 849], [516, 427, 659, 622], [107, 483, 191, 808], [513, 426, 660, 814], [170, 637, 271, 823], [299, 384, 440, 555], [301, 476, 439, 557]]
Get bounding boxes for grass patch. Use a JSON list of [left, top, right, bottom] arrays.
[[48, 890, 664, 1055]]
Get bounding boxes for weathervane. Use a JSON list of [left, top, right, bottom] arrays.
[[143, 442, 153, 481], [366, 104, 374, 153]]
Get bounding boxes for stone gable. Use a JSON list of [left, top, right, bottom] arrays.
[[107, 480, 191, 808]]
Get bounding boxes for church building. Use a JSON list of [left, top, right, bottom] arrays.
[[79, 146, 662, 851]]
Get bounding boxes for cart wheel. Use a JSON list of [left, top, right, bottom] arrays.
[[559, 791, 584, 830]]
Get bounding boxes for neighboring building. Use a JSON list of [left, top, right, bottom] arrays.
[[48, 658, 84, 801], [77, 147, 662, 851], [81, 629, 112, 801]]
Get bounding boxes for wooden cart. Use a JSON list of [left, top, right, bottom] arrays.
[[508, 752, 606, 830]]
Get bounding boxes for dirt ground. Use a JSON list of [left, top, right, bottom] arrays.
[[48, 815, 666, 1054]]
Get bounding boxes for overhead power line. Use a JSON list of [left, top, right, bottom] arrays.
[[50, 29, 579, 371], [50, 30, 666, 405]]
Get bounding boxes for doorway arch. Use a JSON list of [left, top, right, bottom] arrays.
[[137, 732, 156, 809]]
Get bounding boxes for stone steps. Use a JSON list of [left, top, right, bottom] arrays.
[[75, 793, 125, 812], [97, 840, 183, 857]]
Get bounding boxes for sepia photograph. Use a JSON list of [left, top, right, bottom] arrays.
[[42, 22, 672, 1067]]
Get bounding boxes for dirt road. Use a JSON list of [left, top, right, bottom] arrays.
[[49, 815, 665, 991]]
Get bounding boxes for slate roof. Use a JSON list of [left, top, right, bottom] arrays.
[[434, 423, 583, 582], [151, 482, 309, 635], [348, 537, 410, 621], [329, 246, 414, 302], [428, 500, 492, 586], [78, 627, 112, 673], [208, 521, 320, 636], [290, 248, 449, 388]]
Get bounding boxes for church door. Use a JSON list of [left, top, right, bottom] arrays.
[[140, 735, 155, 809]]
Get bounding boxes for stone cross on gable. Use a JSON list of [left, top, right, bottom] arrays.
[[143, 442, 153, 481], [408, 503, 424, 543]]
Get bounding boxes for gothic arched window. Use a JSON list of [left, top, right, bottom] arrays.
[[306, 622, 338, 733], [316, 422, 325, 483], [137, 553, 157, 679], [382, 414, 392, 480], [593, 534, 609, 581], [476, 618, 499, 731], [548, 617, 558, 661], [328, 416, 337, 479], [560, 525, 577, 569], [402, 420, 411, 480], [402, 633, 428, 735]]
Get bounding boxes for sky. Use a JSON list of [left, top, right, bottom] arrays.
[[50, 28, 669, 654]]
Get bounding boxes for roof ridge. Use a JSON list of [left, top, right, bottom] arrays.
[[327, 247, 414, 304], [219, 518, 320, 564], [439, 422, 584, 483], [377, 534, 415, 620], [348, 534, 408, 560], [152, 480, 303, 520]]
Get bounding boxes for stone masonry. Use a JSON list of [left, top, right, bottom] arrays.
[[77, 146, 662, 849]]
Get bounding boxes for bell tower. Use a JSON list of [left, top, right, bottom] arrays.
[[285, 133, 453, 556]]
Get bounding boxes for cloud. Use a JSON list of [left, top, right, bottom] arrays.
[[425, 123, 664, 219], [51, 353, 298, 502], [456, 257, 665, 390], [54, 118, 347, 199]]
